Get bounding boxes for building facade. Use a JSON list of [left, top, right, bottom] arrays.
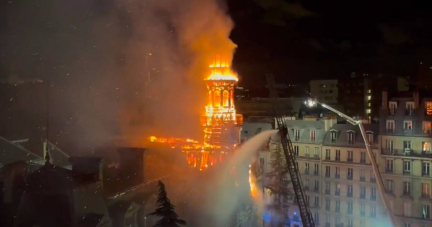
[[310, 80, 339, 105], [378, 90, 432, 227]]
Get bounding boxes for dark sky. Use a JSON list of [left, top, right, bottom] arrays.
[[227, 0, 432, 86]]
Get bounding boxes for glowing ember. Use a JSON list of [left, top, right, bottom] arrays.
[[249, 164, 257, 197]]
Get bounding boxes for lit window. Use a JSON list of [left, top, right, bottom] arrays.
[[368, 102, 371, 107], [367, 95, 371, 101], [404, 121, 413, 130], [422, 183, 430, 197], [423, 142, 431, 153], [366, 108, 371, 114], [423, 121, 431, 134], [368, 89, 371, 93], [426, 102, 432, 115]]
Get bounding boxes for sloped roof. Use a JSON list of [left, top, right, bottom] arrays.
[[285, 119, 326, 144], [0, 136, 41, 167], [323, 123, 379, 148]]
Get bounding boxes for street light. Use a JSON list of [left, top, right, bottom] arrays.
[[305, 98, 396, 227]]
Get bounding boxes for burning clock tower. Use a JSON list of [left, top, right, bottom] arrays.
[[200, 59, 243, 149]]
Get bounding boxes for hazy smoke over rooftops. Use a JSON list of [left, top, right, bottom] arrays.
[[0, 0, 236, 150]]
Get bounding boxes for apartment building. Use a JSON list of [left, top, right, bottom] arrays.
[[378, 91, 432, 227], [321, 123, 381, 227], [310, 80, 339, 105]]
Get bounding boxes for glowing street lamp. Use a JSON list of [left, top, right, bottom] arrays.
[[305, 98, 396, 227]]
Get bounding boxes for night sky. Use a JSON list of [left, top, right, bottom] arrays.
[[228, 0, 432, 86]]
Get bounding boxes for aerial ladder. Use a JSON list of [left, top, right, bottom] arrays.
[[265, 74, 315, 227]]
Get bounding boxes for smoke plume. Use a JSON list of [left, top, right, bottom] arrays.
[[0, 0, 236, 151]]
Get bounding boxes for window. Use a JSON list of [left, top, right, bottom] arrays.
[[360, 169, 365, 181], [423, 121, 432, 134], [314, 163, 319, 175], [314, 147, 319, 156], [325, 166, 330, 177], [305, 179, 310, 188], [360, 203, 365, 216], [347, 201, 353, 214], [386, 160, 394, 172], [403, 181, 411, 196], [360, 152, 366, 163], [347, 131, 355, 144], [347, 168, 353, 180], [314, 196, 319, 207], [330, 131, 337, 143], [426, 102, 432, 115], [305, 146, 310, 156], [406, 101, 414, 115], [335, 167, 340, 178], [314, 212, 320, 224], [347, 150, 353, 162], [335, 183, 341, 195], [389, 101, 397, 115], [310, 130, 316, 142], [294, 129, 300, 141], [371, 204, 376, 217], [335, 201, 340, 212], [335, 150, 340, 161], [305, 163, 310, 174], [404, 141, 411, 150], [386, 180, 394, 193], [325, 149, 330, 160], [423, 205, 430, 219], [306, 195, 310, 205], [404, 223, 410, 227], [347, 218, 353, 227], [370, 169, 376, 183], [423, 162, 430, 176], [404, 121, 413, 130], [325, 199, 330, 210], [371, 187, 376, 200], [386, 120, 395, 132], [422, 183, 430, 198], [347, 185, 353, 197], [386, 140, 394, 153], [325, 182, 330, 194], [404, 161, 411, 174], [294, 146, 299, 156], [404, 202, 412, 217], [360, 186, 366, 199], [367, 133, 373, 143], [423, 142, 431, 153], [314, 180, 319, 191]]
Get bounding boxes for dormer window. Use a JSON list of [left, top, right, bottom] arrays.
[[310, 130, 316, 142], [294, 129, 300, 141], [330, 130, 338, 143], [389, 101, 397, 115], [406, 102, 414, 115], [347, 131, 355, 145], [366, 132, 374, 143]]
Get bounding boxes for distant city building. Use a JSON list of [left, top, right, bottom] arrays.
[[378, 90, 432, 227], [338, 77, 372, 120], [309, 80, 338, 105]]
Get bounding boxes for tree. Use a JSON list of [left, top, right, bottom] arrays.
[[149, 181, 186, 227]]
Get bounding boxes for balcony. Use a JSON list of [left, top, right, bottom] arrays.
[[325, 173, 330, 178], [325, 189, 330, 195], [304, 186, 310, 191], [335, 208, 340, 213], [335, 174, 340, 179], [314, 186, 319, 192], [304, 170, 310, 175], [360, 194, 366, 199], [347, 175, 353, 180], [385, 168, 393, 174], [382, 149, 432, 158], [385, 189, 393, 195], [360, 212, 365, 217], [305, 153, 310, 157], [325, 156, 330, 160], [325, 206, 330, 211], [402, 191, 411, 197], [347, 192, 353, 198], [314, 171, 319, 176], [370, 178, 376, 183], [370, 213, 377, 218], [335, 191, 340, 196], [423, 171, 430, 177], [386, 128, 395, 133], [403, 170, 411, 175], [360, 159, 366, 164], [347, 158, 353, 163], [347, 209, 353, 215], [370, 195, 376, 201], [360, 176, 366, 182], [314, 154, 319, 158], [422, 193, 430, 199], [335, 157, 340, 161]]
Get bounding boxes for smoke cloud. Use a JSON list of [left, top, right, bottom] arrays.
[[0, 0, 236, 151]]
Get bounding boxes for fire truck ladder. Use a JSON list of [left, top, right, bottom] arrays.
[[265, 74, 315, 227]]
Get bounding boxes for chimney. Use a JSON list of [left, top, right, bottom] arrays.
[[116, 147, 146, 187], [322, 116, 337, 131], [69, 157, 104, 183], [382, 90, 388, 109], [413, 90, 419, 108]]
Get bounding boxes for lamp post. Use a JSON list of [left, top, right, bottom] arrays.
[[305, 98, 396, 227]]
